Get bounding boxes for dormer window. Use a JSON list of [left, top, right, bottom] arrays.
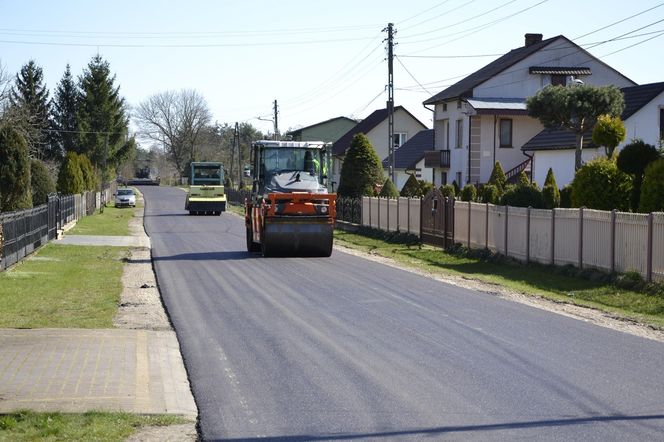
[[529, 67, 592, 87], [442, 102, 447, 112], [551, 74, 566, 86]]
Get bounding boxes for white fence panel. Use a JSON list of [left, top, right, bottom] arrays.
[[454, 202, 469, 244], [582, 209, 612, 272], [377, 198, 388, 230], [386, 198, 398, 232], [397, 198, 409, 232], [554, 208, 580, 266], [362, 197, 370, 226], [615, 212, 648, 276], [487, 204, 505, 253], [469, 202, 487, 249], [653, 213, 664, 282], [506, 207, 528, 261], [529, 209, 552, 264], [408, 198, 420, 236], [370, 197, 379, 228]]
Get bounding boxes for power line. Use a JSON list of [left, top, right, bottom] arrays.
[[398, 0, 478, 32], [395, 56, 432, 94], [573, 2, 664, 40], [397, 0, 455, 26]]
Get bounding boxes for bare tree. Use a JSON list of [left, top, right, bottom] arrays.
[[134, 89, 211, 176]]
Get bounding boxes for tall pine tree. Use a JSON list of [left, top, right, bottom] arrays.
[[9, 60, 52, 160], [77, 55, 130, 178], [51, 64, 78, 159]]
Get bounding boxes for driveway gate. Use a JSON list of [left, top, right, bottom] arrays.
[[420, 189, 454, 248]]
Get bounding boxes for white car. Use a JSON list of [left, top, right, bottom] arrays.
[[115, 188, 136, 208]]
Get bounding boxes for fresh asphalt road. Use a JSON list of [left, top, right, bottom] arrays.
[[141, 186, 664, 441]]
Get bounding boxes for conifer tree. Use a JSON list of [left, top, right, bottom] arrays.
[[57, 151, 85, 195], [9, 60, 52, 160], [517, 170, 530, 187], [337, 133, 384, 197], [77, 55, 130, 176], [379, 177, 399, 198], [51, 64, 78, 158], [400, 174, 419, 197], [0, 123, 32, 211], [542, 167, 560, 209], [488, 161, 507, 193], [30, 159, 55, 205]]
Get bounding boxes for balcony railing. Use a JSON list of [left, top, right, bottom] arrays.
[[424, 150, 451, 168]]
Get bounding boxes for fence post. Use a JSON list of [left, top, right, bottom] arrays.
[[407, 198, 411, 234], [647, 212, 654, 282], [578, 206, 584, 269], [467, 202, 471, 250], [504, 205, 509, 257], [610, 209, 616, 274], [485, 203, 489, 250], [419, 197, 423, 239], [551, 208, 556, 265], [526, 206, 531, 264], [378, 198, 381, 230], [368, 197, 371, 227], [396, 197, 400, 232]]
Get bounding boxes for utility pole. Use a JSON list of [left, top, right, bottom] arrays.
[[100, 133, 109, 213], [383, 23, 396, 184], [235, 122, 241, 190], [273, 99, 279, 140]]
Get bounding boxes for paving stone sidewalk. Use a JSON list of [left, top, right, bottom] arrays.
[[0, 203, 197, 420]]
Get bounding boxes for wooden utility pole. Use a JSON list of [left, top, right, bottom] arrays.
[[273, 100, 279, 140]]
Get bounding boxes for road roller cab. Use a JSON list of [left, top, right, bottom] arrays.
[[185, 162, 227, 215], [245, 140, 336, 257]]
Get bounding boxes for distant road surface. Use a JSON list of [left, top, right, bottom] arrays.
[[141, 185, 664, 441]]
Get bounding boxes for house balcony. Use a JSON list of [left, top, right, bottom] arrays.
[[424, 150, 451, 168]]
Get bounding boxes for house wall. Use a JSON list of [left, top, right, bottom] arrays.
[[368, 108, 428, 161], [433, 101, 469, 185], [296, 119, 357, 143], [531, 148, 603, 187], [474, 38, 636, 99], [620, 91, 664, 149]]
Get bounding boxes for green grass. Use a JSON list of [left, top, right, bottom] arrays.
[[0, 410, 190, 442], [68, 205, 136, 236], [334, 229, 664, 328], [0, 244, 127, 328]]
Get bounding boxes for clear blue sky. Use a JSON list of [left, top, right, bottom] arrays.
[[1, 0, 663, 138]]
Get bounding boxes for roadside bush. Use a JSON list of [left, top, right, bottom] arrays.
[[571, 157, 631, 211], [379, 178, 399, 197], [480, 184, 500, 204], [488, 162, 507, 193], [78, 153, 97, 191], [460, 184, 477, 202], [440, 184, 455, 199], [542, 168, 560, 209], [639, 159, 664, 213], [560, 185, 573, 208], [337, 133, 384, 197], [0, 123, 32, 211], [617, 139, 661, 211], [418, 180, 434, 197], [30, 159, 55, 206], [501, 184, 544, 208], [57, 152, 85, 195], [452, 180, 460, 196], [400, 174, 419, 197]]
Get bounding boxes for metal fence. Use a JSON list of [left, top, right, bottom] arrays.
[[336, 197, 361, 224], [225, 188, 251, 205], [0, 185, 114, 272]]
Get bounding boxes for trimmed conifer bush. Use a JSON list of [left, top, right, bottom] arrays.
[[639, 159, 664, 213], [460, 184, 477, 202], [57, 152, 85, 195], [542, 168, 560, 209], [78, 153, 97, 191], [617, 139, 661, 211], [488, 162, 507, 193], [480, 184, 500, 204], [517, 170, 530, 187], [501, 185, 544, 208], [337, 133, 384, 197], [379, 178, 399, 197], [440, 184, 455, 199], [400, 174, 419, 197], [30, 159, 55, 206], [571, 157, 631, 211], [418, 180, 434, 197], [0, 124, 32, 211], [452, 180, 460, 196], [560, 185, 573, 208]]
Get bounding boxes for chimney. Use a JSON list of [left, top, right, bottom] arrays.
[[525, 33, 543, 47]]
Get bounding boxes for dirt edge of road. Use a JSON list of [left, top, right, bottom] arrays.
[[114, 202, 198, 442]]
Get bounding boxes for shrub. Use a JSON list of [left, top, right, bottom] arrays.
[[560, 185, 573, 208], [30, 159, 55, 206], [379, 178, 399, 197], [571, 157, 631, 211], [488, 162, 507, 193], [439, 184, 455, 199], [417, 180, 434, 197], [400, 174, 419, 197], [0, 124, 32, 211], [480, 184, 500, 204], [639, 159, 664, 213], [57, 152, 85, 195], [501, 185, 544, 208], [592, 114, 626, 157], [517, 170, 530, 187], [78, 153, 97, 191], [617, 139, 661, 211], [460, 184, 477, 202], [542, 168, 560, 209], [337, 133, 384, 197], [451, 180, 460, 196]]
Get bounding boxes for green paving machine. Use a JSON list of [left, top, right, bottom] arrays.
[[185, 162, 227, 215]]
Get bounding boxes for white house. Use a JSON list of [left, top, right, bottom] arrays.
[[422, 33, 637, 187], [382, 129, 434, 190], [331, 105, 428, 190], [523, 82, 664, 186]]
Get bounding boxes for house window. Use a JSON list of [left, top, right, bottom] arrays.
[[393, 133, 407, 148], [455, 171, 462, 186], [455, 119, 463, 149], [442, 103, 447, 112], [457, 100, 462, 109], [441, 119, 449, 149], [499, 119, 513, 147], [551, 74, 566, 86], [441, 171, 448, 185]]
